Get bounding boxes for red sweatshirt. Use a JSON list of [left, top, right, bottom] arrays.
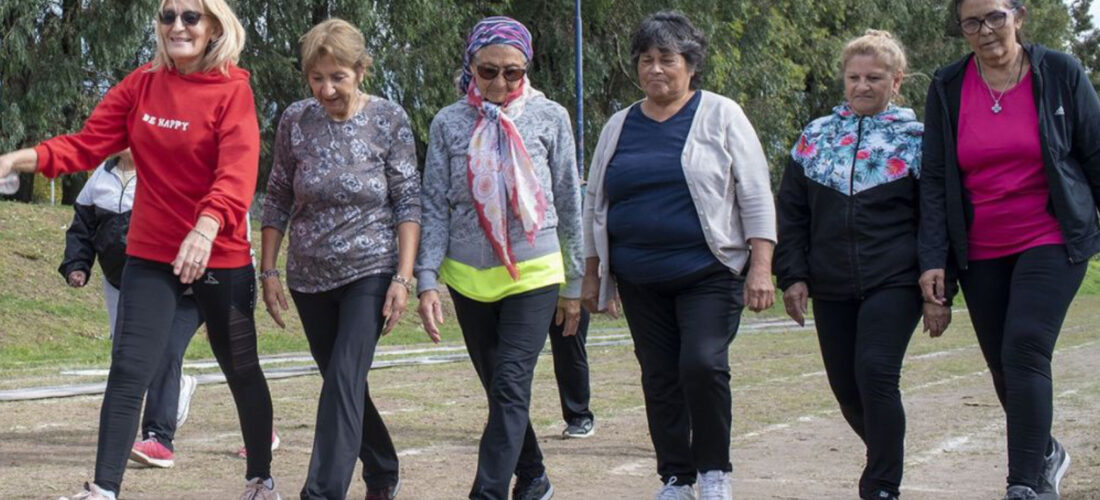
[[35, 63, 260, 268]]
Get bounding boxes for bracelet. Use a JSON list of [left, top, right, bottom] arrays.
[[190, 229, 214, 244], [258, 269, 281, 281], [391, 274, 413, 292]]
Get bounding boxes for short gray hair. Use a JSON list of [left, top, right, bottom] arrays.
[[629, 11, 707, 90]]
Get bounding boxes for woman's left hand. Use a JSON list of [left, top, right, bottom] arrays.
[[382, 281, 409, 336], [173, 216, 218, 284], [556, 297, 582, 337], [744, 267, 775, 313]]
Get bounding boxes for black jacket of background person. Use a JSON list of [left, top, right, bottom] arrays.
[[920, 43, 1100, 302], [774, 105, 924, 302], [59, 158, 132, 289]]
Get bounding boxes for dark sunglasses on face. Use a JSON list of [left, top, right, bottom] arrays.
[[159, 9, 203, 26], [959, 8, 1016, 35], [476, 65, 527, 82]]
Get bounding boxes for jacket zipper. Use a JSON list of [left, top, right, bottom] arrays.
[[849, 117, 865, 299]]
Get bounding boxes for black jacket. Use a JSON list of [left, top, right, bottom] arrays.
[[920, 44, 1100, 291], [775, 104, 924, 301], [59, 159, 133, 288]]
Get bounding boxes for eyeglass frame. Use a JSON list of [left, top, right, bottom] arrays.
[[958, 8, 1018, 36], [475, 64, 528, 82]]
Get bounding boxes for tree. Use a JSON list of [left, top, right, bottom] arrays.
[[0, 0, 155, 201], [1070, 0, 1100, 91]]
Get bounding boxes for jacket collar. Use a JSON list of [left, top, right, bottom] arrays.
[[831, 103, 918, 125]]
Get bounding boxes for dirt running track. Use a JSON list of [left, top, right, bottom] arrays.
[[2, 298, 1099, 500]]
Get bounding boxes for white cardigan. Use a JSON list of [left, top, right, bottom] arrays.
[[582, 90, 777, 309]]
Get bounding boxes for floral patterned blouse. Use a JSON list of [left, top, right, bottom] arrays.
[[261, 96, 420, 293]]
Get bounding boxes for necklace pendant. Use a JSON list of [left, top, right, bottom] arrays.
[[992, 102, 1003, 114]]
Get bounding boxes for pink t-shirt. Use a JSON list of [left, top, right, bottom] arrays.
[[957, 59, 1064, 261]]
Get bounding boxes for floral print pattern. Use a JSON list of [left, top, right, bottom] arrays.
[[261, 96, 420, 293], [791, 103, 923, 195]]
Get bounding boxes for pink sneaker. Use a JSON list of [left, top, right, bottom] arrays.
[[130, 438, 175, 468], [237, 429, 280, 459]]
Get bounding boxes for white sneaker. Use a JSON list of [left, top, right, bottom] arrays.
[[656, 477, 696, 500], [697, 470, 731, 500], [58, 482, 114, 500], [176, 374, 198, 427]]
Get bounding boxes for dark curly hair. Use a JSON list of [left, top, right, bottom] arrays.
[[629, 11, 707, 90]]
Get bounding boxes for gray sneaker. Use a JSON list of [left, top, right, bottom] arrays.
[[656, 477, 696, 500], [1004, 485, 1039, 500], [1036, 438, 1070, 500], [562, 417, 595, 439], [239, 478, 282, 500], [697, 470, 731, 500]]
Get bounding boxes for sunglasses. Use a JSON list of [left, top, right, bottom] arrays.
[[158, 9, 204, 26], [476, 65, 527, 82]]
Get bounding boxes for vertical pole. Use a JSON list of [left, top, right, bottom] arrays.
[[574, 0, 585, 177], [50, 179, 56, 206]]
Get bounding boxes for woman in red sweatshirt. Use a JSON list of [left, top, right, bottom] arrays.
[[0, 1, 281, 499]]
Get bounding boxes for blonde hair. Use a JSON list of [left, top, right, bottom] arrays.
[[299, 19, 373, 79], [840, 29, 908, 77], [150, 0, 246, 75]]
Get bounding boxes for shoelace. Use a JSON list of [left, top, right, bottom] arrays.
[[656, 477, 688, 500]]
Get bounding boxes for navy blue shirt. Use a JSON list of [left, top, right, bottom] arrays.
[[605, 91, 719, 283]]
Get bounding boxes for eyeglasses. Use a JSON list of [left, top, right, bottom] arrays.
[[158, 9, 204, 26], [959, 8, 1016, 35], [476, 65, 527, 82]]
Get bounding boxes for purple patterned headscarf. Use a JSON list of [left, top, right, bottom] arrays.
[[459, 16, 533, 92]]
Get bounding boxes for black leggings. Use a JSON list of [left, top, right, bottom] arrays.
[[812, 287, 921, 498], [95, 258, 273, 494], [291, 275, 398, 499], [960, 244, 1085, 490]]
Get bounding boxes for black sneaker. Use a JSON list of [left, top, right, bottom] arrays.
[[865, 490, 898, 500], [1004, 485, 1039, 500], [561, 417, 595, 439], [512, 472, 554, 500], [1036, 438, 1070, 499]]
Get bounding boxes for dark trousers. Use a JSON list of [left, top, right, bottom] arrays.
[[959, 244, 1085, 490], [136, 294, 203, 450], [95, 258, 273, 494], [616, 264, 744, 486], [547, 308, 593, 423], [812, 286, 921, 498], [291, 275, 399, 500], [450, 285, 559, 500]]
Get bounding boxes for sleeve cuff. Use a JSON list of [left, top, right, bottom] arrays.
[[416, 270, 439, 295], [559, 278, 582, 299]]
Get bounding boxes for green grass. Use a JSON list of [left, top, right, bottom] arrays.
[[4, 199, 1096, 372], [0, 200, 629, 372]]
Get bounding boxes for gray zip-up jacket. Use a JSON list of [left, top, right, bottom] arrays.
[[415, 95, 584, 298], [583, 90, 777, 309]]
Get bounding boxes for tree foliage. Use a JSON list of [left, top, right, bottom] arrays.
[[0, 0, 1091, 203]]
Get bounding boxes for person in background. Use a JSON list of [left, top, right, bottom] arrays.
[[548, 308, 595, 439], [581, 11, 776, 500], [60, 148, 203, 469], [921, 1, 1100, 498]]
